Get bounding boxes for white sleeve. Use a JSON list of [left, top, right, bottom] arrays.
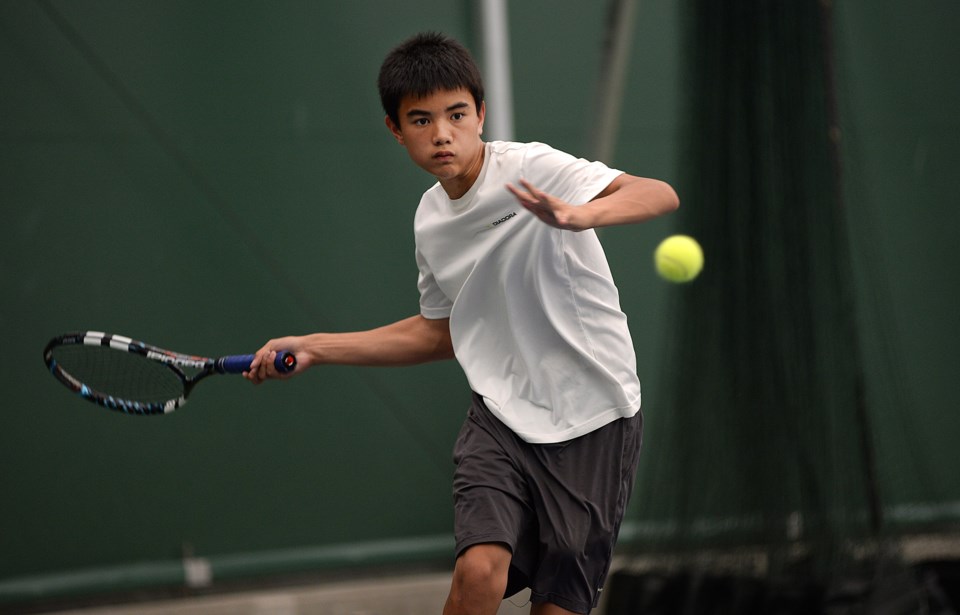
[[416, 247, 453, 319], [521, 142, 623, 206]]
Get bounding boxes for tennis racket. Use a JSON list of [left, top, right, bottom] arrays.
[[43, 331, 296, 415]]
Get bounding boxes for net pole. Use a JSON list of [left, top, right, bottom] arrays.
[[479, 0, 515, 141], [589, 0, 639, 163]]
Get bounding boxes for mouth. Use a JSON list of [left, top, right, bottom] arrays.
[[433, 150, 455, 161]]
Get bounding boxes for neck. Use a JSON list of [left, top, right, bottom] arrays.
[[440, 141, 486, 200]]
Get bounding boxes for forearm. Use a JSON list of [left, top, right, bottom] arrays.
[[245, 315, 453, 383], [579, 175, 679, 229], [507, 174, 678, 232], [303, 315, 453, 367]]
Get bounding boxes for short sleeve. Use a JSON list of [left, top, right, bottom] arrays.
[[416, 247, 453, 319], [521, 143, 623, 206]]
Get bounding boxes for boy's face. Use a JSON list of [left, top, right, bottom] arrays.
[[386, 87, 486, 200]]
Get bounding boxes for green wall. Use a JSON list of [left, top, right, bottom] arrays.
[[0, 0, 679, 592], [1, 0, 957, 603], [835, 0, 960, 520]]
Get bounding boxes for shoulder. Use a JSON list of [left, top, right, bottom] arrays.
[[486, 140, 573, 177], [493, 141, 595, 171], [414, 182, 445, 221], [492, 141, 620, 203], [487, 140, 558, 162]]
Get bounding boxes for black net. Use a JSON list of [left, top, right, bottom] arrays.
[[630, 0, 878, 579]]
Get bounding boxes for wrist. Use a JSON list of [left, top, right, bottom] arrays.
[[573, 203, 601, 231]]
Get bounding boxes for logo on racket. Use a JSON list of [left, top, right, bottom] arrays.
[[146, 351, 208, 369]]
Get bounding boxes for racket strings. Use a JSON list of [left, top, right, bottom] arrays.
[[51, 345, 185, 404]]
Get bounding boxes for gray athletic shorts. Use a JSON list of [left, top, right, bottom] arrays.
[[452, 393, 643, 614]]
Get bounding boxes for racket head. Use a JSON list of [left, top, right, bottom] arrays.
[[43, 332, 212, 415]]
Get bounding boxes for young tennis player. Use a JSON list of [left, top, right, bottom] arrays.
[[246, 32, 678, 615]]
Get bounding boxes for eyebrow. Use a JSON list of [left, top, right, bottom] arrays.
[[405, 101, 471, 118]]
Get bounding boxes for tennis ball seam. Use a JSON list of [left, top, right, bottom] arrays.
[[658, 255, 691, 280]]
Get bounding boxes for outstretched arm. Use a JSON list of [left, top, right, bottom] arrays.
[[244, 315, 454, 384], [506, 173, 678, 231]]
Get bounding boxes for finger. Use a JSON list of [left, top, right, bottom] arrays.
[[244, 353, 264, 384], [251, 347, 274, 382], [518, 179, 546, 201], [506, 183, 539, 208], [260, 350, 278, 380], [505, 182, 528, 201]]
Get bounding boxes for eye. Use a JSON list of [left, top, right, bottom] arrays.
[[413, 118, 429, 126], [451, 112, 465, 121]]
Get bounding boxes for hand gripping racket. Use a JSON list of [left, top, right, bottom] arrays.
[[43, 331, 296, 415]]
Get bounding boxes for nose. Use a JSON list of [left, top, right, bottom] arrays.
[[432, 121, 452, 145]]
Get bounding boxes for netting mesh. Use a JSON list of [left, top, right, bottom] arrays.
[[630, 0, 878, 577], [52, 345, 185, 404]]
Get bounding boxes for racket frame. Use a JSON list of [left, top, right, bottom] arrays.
[[43, 331, 294, 415]]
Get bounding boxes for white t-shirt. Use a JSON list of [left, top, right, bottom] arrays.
[[414, 141, 641, 443]]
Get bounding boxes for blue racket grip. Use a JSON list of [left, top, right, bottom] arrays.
[[216, 351, 297, 375]]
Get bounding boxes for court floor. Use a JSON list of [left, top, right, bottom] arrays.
[[31, 535, 960, 614], [42, 572, 534, 615]]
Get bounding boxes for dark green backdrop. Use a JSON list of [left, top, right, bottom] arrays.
[[1, 0, 957, 601]]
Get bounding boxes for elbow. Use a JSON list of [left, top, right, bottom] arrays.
[[419, 316, 455, 363], [428, 333, 455, 362], [659, 180, 680, 214], [437, 333, 456, 361]]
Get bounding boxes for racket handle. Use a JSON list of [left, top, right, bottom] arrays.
[[216, 351, 297, 375]]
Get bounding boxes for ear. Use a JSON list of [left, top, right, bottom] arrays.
[[385, 115, 404, 145], [477, 101, 486, 136]]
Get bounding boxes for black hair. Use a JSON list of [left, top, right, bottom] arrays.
[[378, 32, 485, 126]]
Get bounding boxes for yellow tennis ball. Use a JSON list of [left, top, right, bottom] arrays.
[[654, 235, 704, 283]]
